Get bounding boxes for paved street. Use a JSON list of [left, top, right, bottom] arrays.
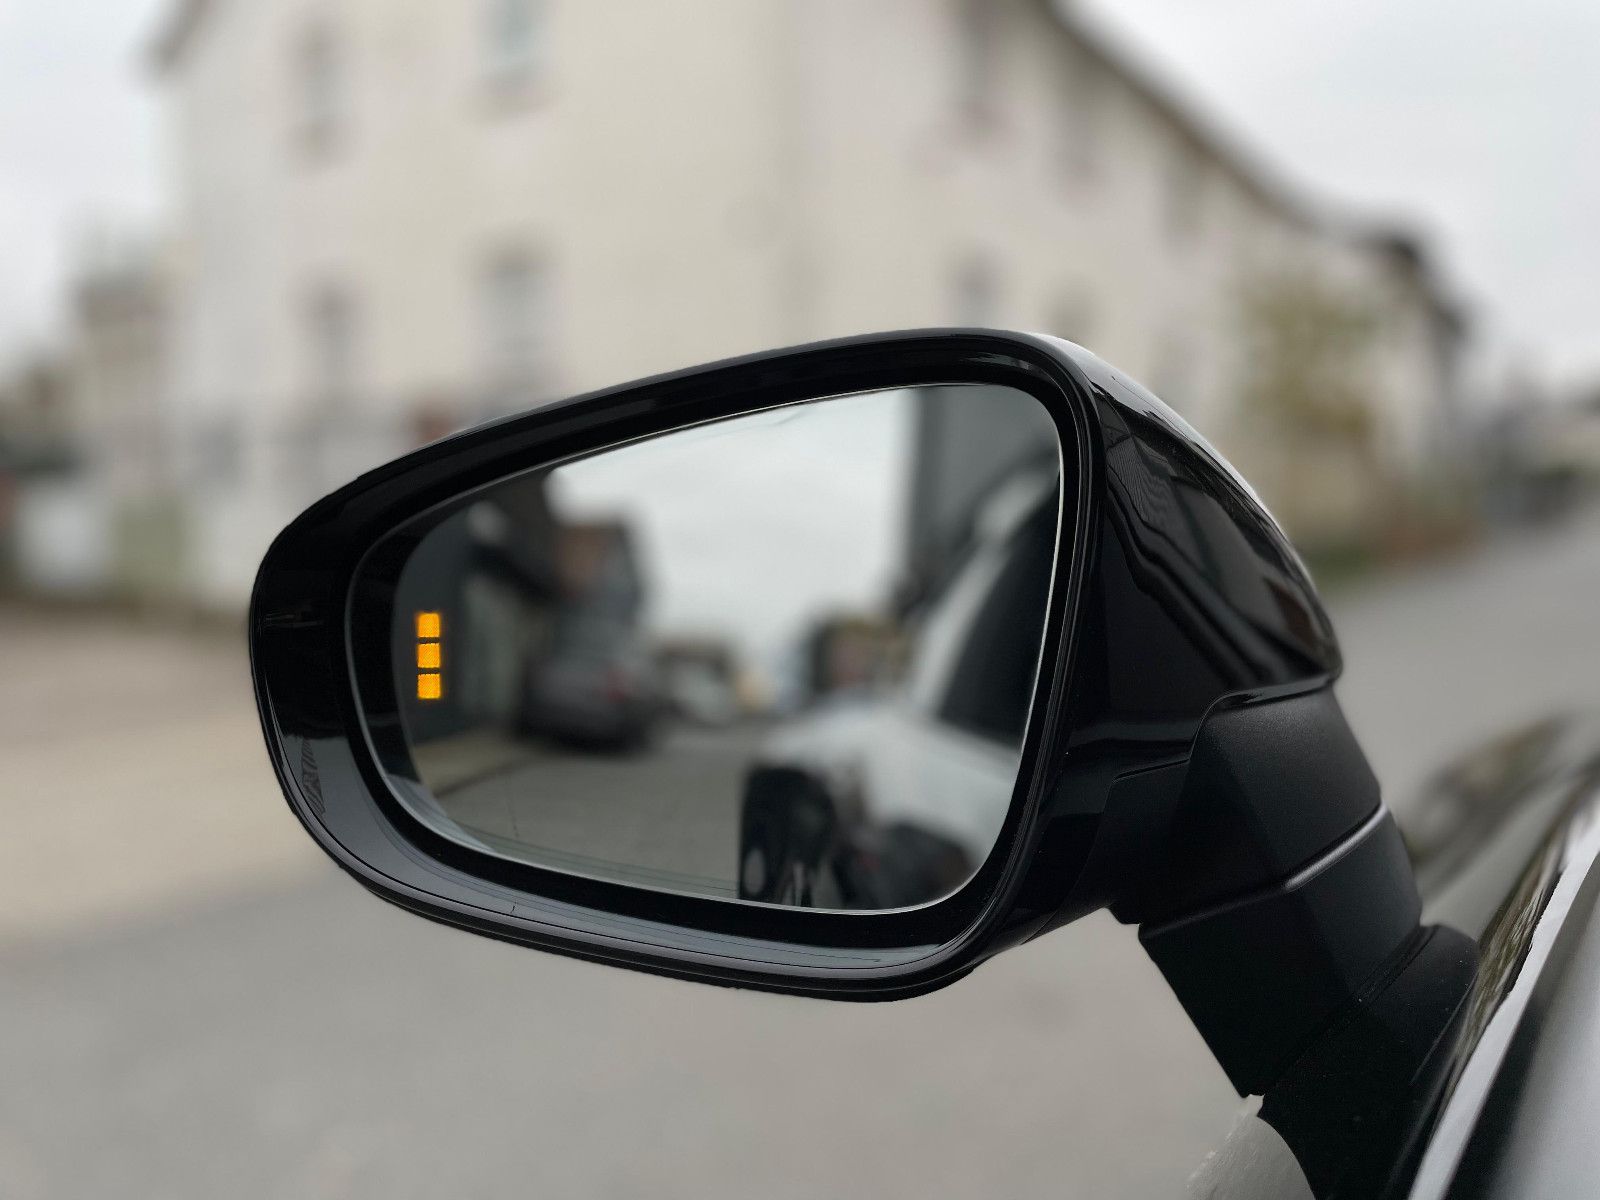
[[1336, 508, 1600, 819], [3, 511, 1600, 1199], [424, 726, 764, 897]]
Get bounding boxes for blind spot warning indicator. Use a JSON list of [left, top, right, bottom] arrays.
[[416, 613, 443, 701]]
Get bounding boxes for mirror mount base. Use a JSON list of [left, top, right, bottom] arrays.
[[1258, 922, 1479, 1196], [1103, 686, 1428, 1096], [1141, 803, 1423, 1096], [1140, 687, 1387, 922]]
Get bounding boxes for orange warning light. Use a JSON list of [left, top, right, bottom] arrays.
[[416, 612, 443, 699]]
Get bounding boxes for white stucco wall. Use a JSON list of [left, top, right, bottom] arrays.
[[156, 0, 1462, 603]]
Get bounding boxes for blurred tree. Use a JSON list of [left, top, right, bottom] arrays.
[[1237, 270, 1383, 451], [1233, 270, 1389, 563]]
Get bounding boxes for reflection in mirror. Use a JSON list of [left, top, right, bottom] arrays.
[[362, 385, 1062, 912]]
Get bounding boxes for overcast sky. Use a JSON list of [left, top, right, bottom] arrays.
[[0, 1, 163, 367], [1075, 0, 1600, 388], [554, 391, 912, 663], [0, 1, 1595, 386]]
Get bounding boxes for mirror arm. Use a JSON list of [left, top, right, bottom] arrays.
[[1125, 688, 1428, 1095]]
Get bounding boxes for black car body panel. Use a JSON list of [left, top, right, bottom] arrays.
[[1411, 717, 1600, 1199], [1204, 715, 1600, 1197]]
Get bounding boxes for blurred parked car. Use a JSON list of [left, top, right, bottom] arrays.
[[661, 657, 741, 728], [521, 612, 661, 751]]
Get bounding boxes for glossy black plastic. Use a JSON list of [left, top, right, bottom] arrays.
[[1244, 716, 1600, 1198], [999, 348, 1343, 947], [249, 330, 1341, 1001]]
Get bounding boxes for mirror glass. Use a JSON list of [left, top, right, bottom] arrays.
[[363, 384, 1061, 911]]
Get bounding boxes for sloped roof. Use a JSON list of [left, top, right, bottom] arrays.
[[145, 0, 1462, 327], [139, 0, 1387, 238], [1041, 1, 1314, 225], [148, 0, 211, 74], [1042, 1, 1463, 329]]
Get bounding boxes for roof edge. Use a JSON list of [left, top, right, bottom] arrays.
[[148, 0, 211, 77]]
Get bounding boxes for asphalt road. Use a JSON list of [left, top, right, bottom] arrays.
[[1335, 509, 1600, 814], [4, 510, 1600, 1199], [423, 726, 764, 898]]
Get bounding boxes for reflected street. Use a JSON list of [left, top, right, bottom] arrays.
[[418, 724, 766, 897]]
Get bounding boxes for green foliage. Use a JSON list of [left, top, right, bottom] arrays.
[[1237, 270, 1385, 451]]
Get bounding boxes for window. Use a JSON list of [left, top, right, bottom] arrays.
[[300, 284, 361, 490], [190, 417, 242, 491], [956, 0, 1000, 129], [1167, 141, 1206, 245], [954, 254, 1000, 326], [295, 23, 345, 155], [1059, 59, 1102, 185], [481, 254, 555, 415], [306, 284, 359, 409], [484, 0, 549, 93]]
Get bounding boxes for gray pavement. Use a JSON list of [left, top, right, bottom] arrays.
[[1335, 507, 1600, 817], [426, 726, 764, 897], [4, 511, 1600, 1198]]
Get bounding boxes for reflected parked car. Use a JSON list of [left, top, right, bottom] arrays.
[[521, 612, 661, 751], [661, 658, 740, 727], [737, 466, 1059, 909]]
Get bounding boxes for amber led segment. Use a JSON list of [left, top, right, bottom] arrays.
[[415, 612, 443, 700]]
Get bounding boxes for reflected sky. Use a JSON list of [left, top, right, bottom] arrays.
[[554, 391, 912, 664]]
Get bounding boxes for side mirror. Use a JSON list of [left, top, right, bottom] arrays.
[[251, 330, 1421, 1095]]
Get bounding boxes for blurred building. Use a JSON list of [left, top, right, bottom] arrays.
[[0, 355, 75, 463], [1474, 383, 1600, 526], [0, 238, 189, 604], [74, 239, 192, 604], [126, 0, 1465, 607], [907, 382, 1060, 594], [1528, 386, 1600, 479], [0, 353, 78, 590]]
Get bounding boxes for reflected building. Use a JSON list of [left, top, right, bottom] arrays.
[[393, 470, 650, 749], [905, 382, 1062, 609]]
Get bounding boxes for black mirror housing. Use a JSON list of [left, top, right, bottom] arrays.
[[251, 330, 1418, 1093]]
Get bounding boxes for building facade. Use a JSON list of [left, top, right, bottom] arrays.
[[142, 0, 1464, 606]]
